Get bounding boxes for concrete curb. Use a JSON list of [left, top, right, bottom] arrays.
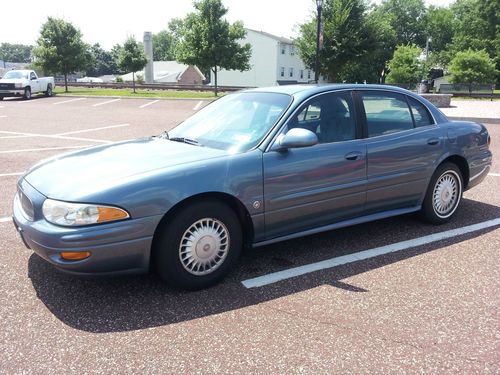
[[448, 116, 500, 124]]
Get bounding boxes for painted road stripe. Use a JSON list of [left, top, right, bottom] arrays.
[[0, 130, 110, 144], [242, 218, 500, 289], [53, 98, 87, 105], [0, 145, 92, 154], [0, 217, 12, 223], [193, 101, 203, 111], [139, 100, 159, 109], [92, 98, 121, 107], [0, 115, 7, 118], [56, 123, 129, 136], [0, 172, 24, 177], [489, 173, 500, 177]]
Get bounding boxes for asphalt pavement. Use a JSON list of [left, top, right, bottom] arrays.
[[0, 95, 498, 374]]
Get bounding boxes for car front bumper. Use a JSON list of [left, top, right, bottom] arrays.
[[13, 179, 163, 276]]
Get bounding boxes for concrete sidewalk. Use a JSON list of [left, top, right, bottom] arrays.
[[440, 99, 499, 124]]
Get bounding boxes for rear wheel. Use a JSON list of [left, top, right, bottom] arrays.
[[153, 201, 242, 290], [0, 97, 4, 101], [23, 87, 31, 100], [45, 84, 53, 97], [421, 162, 463, 224]]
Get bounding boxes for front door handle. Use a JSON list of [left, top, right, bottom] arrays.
[[344, 151, 363, 161], [427, 138, 440, 146]]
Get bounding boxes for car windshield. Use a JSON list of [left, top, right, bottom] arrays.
[[168, 92, 292, 152], [3, 71, 29, 79]]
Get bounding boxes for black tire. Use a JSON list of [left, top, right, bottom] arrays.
[[153, 200, 242, 290], [23, 87, 31, 100], [0, 97, 4, 101], [45, 84, 53, 97], [421, 162, 463, 224]]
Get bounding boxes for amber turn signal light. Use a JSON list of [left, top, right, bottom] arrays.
[[97, 207, 129, 223], [60, 251, 91, 261]]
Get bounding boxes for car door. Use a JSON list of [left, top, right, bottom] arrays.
[[357, 90, 443, 213], [29, 72, 40, 92], [263, 91, 367, 239]]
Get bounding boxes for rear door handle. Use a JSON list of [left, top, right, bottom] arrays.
[[344, 151, 363, 161], [427, 138, 440, 146]]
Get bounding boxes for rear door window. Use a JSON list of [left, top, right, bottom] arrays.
[[360, 92, 414, 137], [407, 97, 434, 127]]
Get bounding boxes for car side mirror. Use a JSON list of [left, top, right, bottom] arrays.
[[31, 77, 36, 80], [277, 128, 318, 150]]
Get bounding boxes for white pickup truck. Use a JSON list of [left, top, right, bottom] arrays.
[[0, 70, 55, 100]]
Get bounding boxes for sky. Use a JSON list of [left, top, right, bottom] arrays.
[[1, 0, 454, 50]]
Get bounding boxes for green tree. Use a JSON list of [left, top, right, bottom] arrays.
[[296, 0, 375, 82], [0, 43, 33, 63], [448, 0, 499, 79], [32, 17, 91, 92], [153, 18, 184, 61], [448, 49, 497, 92], [117, 37, 148, 93], [424, 6, 453, 54], [153, 30, 177, 61], [176, 0, 251, 96], [374, 0, 428, 47], [337, 8, 397, 83], [86, 43, 119, 76], [386, 44, 426, 84]]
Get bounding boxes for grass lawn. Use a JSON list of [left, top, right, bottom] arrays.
[[53, 86, 220, 99]]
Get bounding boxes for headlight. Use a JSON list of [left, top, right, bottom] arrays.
[[15, 82, 23, 88], [42, 199, 129, 226]]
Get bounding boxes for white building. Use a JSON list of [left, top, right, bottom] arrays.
[[213, 29, 314, 87], [121, 61, 205, 84]]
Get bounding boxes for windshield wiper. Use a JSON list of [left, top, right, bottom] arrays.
[[155, 131, 169, 139], [169, 137, 203, 147]]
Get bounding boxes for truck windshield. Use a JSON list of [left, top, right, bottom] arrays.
[[3, 71, 29, 79]]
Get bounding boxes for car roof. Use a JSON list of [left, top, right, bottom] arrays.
[[243, 83, 415, 96]]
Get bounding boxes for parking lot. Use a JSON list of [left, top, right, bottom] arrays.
[[0, 95, 499, 373]]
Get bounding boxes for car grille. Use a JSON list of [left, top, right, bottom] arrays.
[[0, 83, 15, 90], [18, 188, 34, 221]]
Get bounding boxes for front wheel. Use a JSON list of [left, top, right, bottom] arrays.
[[153, 201, 242, 290], [45, 84, 53, 97], [23, 87, 31, 100], [421, 162, 463, 224]]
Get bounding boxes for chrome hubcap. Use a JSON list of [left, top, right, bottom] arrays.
[[179, 218, 229, 276], [433, 171, 460, 217]]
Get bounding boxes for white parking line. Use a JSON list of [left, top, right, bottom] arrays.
[[92, 98, 121, 107], [0, 130, 110, 144], [56, 123, 129, 136], [0, 172, 24, 177], [139, 100, 159, 109], [489, 173, 500, 177], [0, 145, 92, 154], [53, 98, 87, 105], [193, 101, 203, 111], [0, 115, 7, 118], [242, 218, 500, 288], [0, 217, 12, 223]]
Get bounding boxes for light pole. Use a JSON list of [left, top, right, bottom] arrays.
[[425, 36, 432, 61], [314, 0, 323, 83]]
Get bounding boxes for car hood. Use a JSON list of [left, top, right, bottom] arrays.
[[24, 137, 228, 200]]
